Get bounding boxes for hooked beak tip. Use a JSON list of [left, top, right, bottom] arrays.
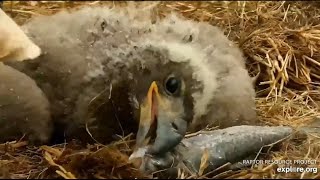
[[147, 117, 188, 155]]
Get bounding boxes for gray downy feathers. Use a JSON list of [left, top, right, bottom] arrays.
[[6, 6, 258, 143]]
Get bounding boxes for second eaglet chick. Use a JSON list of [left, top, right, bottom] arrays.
[[0, 63, 52, 144], [7, 6, 258, 155]]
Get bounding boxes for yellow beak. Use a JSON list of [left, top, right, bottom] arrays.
[[134, 81, 188, 156], [136, 81, 161, 148]]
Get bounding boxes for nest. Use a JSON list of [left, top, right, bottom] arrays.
[[1, 1, 320, 179]]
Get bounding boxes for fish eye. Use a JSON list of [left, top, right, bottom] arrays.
[[164, 76, 181, 95]]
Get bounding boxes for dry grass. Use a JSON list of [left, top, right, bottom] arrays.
[[1, 1, 320, 179]]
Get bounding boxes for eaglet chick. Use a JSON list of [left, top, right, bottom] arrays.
[[0, 62, 52, 144], [7, 6, 258, 155]]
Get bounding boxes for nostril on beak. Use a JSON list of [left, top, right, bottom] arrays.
[[171, 122, 178, 130]]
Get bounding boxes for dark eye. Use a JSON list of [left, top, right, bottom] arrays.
[[165, 77, 181, 95]]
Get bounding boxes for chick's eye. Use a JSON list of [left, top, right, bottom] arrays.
[[165, 77, 181, 95]]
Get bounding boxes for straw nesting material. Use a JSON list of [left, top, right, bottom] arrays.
[[1, 1, 320, 179]]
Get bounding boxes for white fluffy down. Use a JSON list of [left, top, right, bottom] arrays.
[[0, 9, 41, 62]]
